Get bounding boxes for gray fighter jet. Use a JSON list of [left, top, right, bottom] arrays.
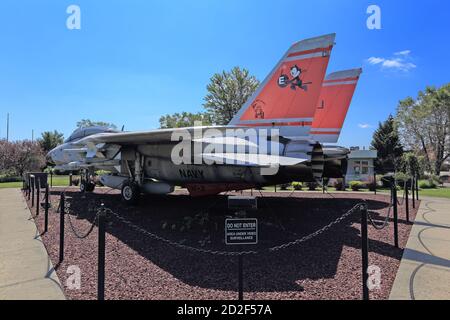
[[47, 34, 361, 204]]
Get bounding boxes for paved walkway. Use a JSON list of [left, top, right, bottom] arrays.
[[0, 188, 65, 300], [390, 196, 450, 300]]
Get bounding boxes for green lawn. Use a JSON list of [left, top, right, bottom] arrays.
[[0, 181, 23, 188], [0, 175, 77, 189], [375, 187, 450, 199], [255, 185, 450, 199], [417, 188, 450, 199]]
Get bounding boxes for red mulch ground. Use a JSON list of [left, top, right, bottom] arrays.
[[24, 187, 419, 300]]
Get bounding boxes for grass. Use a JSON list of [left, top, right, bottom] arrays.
[[0, 175, 77, 189], [417, 188, 450, 199], [0, 181, 23, 188], [258, 185, 450, 199]]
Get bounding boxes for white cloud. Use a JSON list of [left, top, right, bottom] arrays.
[[384, 60, 416, 71], [366, 50, 416, 72], [358, 123, 373, 129], [395, 50, 411, 56], [368, 57, 385, 65]]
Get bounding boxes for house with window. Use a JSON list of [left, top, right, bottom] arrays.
[[345, 148, 378, 183]]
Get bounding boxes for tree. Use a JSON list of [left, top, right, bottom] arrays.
[[38, 130, 64, 153], [371, 115, 404, 173], [203, 67, 260, 125], [396, 84, 450, 175], [76, 119, 117, 129], [0, 140, 46, 176], [399, 152, 424, 177], [159, 112, 213, 129]]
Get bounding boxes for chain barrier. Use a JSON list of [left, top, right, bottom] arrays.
[[48, 180, 392, 255], [318, 180, 391, 231], [103, 202, 363, 257], [366, 201, 392, 230], [327, 179, 396, 231], [268, 203, 364, 252], [64, 197, 99, 239]]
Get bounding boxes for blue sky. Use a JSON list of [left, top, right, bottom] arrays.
[[0, 0, 449, 148]]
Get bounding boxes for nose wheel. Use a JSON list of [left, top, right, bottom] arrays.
[[121, 181, 140, 205], [80, 180, 95, 192]]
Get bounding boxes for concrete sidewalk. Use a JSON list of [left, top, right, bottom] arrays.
[[0, 188, 65, 300], [390, 196, 450, 300]]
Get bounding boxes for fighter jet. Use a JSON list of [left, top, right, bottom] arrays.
[[47, 34, 362, 203]]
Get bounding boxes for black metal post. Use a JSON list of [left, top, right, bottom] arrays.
[[44, 185, 49, 233], [238, 255, 243, 301], [31, 177, 35, 207], [69, 173, 73, 187], [412, 176, 416, 209], [405, 180, 410, 223], [361, 204, 369, 300], [373, 172, 377, 195], [50, 171, 53, 188], [274, 185, 277, 193], [28, 176, 31, 200], [36, 180, 40, 216], [322, 178, 325, 194], [59, 193, 65, 264], [393, 184, 399, 248], [416, 175, 419, 201], [98, 207, 106, 300]]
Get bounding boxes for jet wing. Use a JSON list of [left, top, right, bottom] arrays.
[[73, 126, 241, 146], [72, 125, 303, 168]]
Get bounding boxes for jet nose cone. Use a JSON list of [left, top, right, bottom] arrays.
[[46, 152, 55, 165]]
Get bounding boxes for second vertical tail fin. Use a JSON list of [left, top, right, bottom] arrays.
[[310, 68, 362, 143]]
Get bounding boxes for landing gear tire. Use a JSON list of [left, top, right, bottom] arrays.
[[86, 182, 95, 192], [121, 181, 140, 205], [80, 181, 96, 193]]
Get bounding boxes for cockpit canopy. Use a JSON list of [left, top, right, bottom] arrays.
[[64, 126, 119, 143]]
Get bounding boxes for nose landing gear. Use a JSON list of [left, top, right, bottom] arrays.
[[80, 180, 96, 193], [80, 169, 96, 193]]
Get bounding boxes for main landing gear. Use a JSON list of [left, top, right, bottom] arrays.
[[80, 169, 96, 193], [120, 150, 144, 205], [121, 181, 140, 205]]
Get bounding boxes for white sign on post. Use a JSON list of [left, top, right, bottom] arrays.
[[225, 218, 258, 245]]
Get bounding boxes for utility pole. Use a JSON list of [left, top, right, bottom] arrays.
[[31, 129, 34, 143], [6, 113, 9, 141]]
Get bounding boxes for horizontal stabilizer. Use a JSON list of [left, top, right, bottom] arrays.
[[201, 153, 307, 167]]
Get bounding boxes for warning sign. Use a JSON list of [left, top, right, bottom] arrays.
[[225, 218, 258, 245]]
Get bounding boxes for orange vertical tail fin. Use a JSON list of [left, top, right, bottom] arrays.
[[229, 34, 336, 138], [310, 68, 362, 143]]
